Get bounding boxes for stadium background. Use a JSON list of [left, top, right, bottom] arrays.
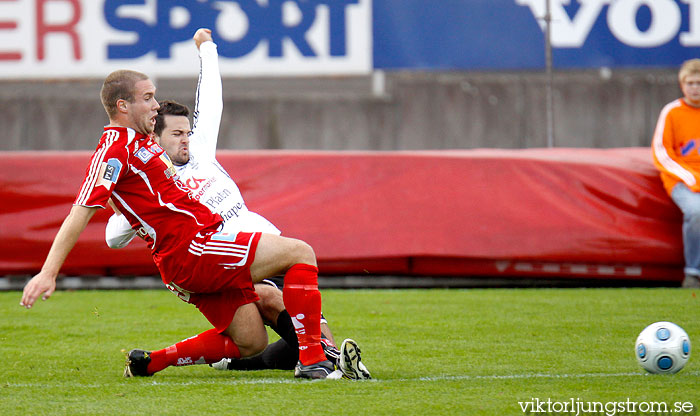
[[1, 0, 697, 288]]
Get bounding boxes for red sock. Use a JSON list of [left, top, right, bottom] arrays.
[[282, 264, 326, 365], [146, 328, 240, 374]]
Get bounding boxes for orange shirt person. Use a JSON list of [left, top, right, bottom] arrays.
[[652, 58, 700, 288]]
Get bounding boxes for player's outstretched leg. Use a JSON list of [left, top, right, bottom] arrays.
[[124, 328, 243, 377], [124, 349, 152, 377], [339, 339, 372, 380]]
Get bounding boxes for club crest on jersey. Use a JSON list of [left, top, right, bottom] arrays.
[[95, 158, 122, 189]]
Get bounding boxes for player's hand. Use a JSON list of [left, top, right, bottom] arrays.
[[194, 28, 213, 49], [20, 271, 57, 309]]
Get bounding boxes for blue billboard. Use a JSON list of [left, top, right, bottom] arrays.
[[373, 0, 700, 70]]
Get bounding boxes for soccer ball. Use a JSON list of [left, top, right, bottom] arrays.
[[635, 321, 691, 374]]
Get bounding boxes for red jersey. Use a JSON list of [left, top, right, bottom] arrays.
[[75, 127, 222, 278]]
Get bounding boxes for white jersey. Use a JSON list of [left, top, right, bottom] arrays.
[[106, 41, 279, 249]]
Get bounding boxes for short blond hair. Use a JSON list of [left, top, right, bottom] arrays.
[[679, 59, 700, 83], [100, 70, 150, 118]]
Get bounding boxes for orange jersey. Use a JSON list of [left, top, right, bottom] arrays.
[[652, 98, 700, 195]]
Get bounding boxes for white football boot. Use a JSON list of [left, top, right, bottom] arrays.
[[339, 338, 371, 380]]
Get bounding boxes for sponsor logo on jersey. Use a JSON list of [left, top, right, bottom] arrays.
[[220, 203, 245, 222], [135, 147, 154, 163], [149, 143, 164, 155], [187, 177, 215, 202], [174, 178, 195, 200], [204, 189, 232, 210], [96, 158, 122, 189], [103, 158, 121, 181], [135, 142, 166, 164], [160, 153, 178, 179], [185, 177, 207, 190]]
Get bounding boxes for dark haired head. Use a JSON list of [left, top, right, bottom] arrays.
[[154, 100, 190, 137]]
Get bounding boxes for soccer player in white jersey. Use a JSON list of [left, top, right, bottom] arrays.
[[104, 28, 370, 380]]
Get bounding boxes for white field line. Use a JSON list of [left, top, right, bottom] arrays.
[[4, 371, 699, 388]]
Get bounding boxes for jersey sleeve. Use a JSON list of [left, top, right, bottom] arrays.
[[652, 102, 700, 191], [189, 41, 223, 160], [105, 213, 137, 248], [74, 134, 127, 208]]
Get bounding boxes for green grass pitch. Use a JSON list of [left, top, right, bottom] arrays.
[[1, 287, 699, 415]]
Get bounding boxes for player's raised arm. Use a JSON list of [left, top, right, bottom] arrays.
[[193, 28, 212, 49], [190, 28, 223, 159], [20, 205, 97, 308]]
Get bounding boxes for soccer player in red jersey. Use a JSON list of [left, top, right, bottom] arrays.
[[103, 28, 370, 380], [20, 43, 334, 379]]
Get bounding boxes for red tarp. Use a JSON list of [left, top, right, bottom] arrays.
[[0, 148, 684, 282]]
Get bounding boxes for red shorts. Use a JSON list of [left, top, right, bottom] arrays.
[[166, 231, 262, 332]]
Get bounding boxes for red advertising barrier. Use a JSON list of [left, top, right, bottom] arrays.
[[0, 148, 684, 282]]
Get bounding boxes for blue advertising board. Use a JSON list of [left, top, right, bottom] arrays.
[[373, 0, 700, 70]]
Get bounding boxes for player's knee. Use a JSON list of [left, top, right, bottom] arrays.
[[236, 331, 268, 357], [250, 335, 268, 355], [290, 239, 316, 266]]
